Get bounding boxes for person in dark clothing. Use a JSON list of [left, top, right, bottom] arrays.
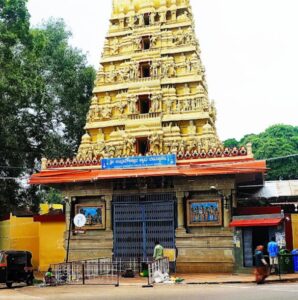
[[254, 245, 269, 284]]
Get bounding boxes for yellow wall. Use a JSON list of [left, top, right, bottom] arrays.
[[0, 215, 39, 268], [39, 221, 66, 271], [0, 219, 11, 250], [292, 214, 298, 249], [40, 204, 63, 215], [0, 207, 66, 271]]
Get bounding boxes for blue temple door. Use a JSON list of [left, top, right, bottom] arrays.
[[113, 196, 176, 260]]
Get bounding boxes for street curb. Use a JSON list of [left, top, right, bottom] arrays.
[[187, 281, 247, 285], [186, 278, 298, 285]]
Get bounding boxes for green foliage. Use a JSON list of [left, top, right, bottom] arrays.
[[45, 188, 63, 205], [0, 0, 34, 215], [0, 1, 95, 216], [29, 19, 95, 157], [223, 138, 238, 148], [37, 187, 63, 205], [224, 124, 298, 180]]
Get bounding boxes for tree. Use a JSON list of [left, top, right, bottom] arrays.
[[224, 124, 298, 180], [223, 138, 238, 148], [0, 2, 95, 216], [29, 19, 95, 158], [0, 0, 34, 215]]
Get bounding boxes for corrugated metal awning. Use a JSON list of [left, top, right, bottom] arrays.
[[252, 180, 298, 198]]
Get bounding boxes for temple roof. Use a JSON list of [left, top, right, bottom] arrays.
[[30, 159, 267, 185]]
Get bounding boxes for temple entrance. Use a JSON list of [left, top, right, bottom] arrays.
[[112, 193, 176, 260], [243, 227, 279, 267]]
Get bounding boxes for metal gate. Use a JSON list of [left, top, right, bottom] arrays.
[[113, 193, 176, 260]]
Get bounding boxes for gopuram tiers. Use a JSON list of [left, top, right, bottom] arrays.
[[43, 0, 252, 170]]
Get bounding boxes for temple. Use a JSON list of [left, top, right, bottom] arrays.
[[30, 0, 267, 273]]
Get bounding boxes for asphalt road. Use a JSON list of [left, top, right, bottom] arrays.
[[0, 283, 298, 300]]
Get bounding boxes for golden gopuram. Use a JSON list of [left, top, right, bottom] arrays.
[[78, 0, 220, 161], [31, 0, 267, 273]]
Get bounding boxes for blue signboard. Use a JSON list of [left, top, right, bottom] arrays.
[[101, 154, 176, 170]]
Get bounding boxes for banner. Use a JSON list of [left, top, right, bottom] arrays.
[[101, 154, 176, 170]]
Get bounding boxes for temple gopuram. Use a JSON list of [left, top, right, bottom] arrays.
[[31, 0, 267, 273]]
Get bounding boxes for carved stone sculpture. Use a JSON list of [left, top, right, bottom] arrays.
[[149, 132, 162, 154], [101, 105, 112, 119], [150, 94, 161, 112], [128, 96, 138, 113], [119, 65, 130, 81], [150, 12, 155, 25], [111, 38, 119, 54], [188, 120, 196, 135], [93, 141, 106, 158], [150, 60, 160, 78], [116, 101, 127, 114], [104, 93, 111, 104], [159, 11, 166, 23], [165, 97, 173, 114], [174, 28, 184, 45], [170, 140, 179, 154], [168, 61, 177, 77], [183, 98, 191, 111], [129, 62, 139, 79], [177, 11, 189, 21], [139, 14, 144, 26], [150, 35, 158, 47], [160, 62, 169, 78], [135, 37, 142, 50], [123, 135, 136, 156]]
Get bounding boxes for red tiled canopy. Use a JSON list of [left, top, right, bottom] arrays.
[[29, 160, 267, 185]]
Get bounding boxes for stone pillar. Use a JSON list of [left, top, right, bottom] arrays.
[[105, 195, 113, 231], [222, 190, 231, 228], [62, 194, 73, 262], [176, 192, 186, 234]]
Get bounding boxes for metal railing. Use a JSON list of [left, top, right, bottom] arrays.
[[128, 112, 161, 120], [50, 258, 119, 286], [50, 257, 154, 286], [113, 257, 151, 275], [147, 258, 170, 285]]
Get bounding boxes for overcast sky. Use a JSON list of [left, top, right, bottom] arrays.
[[27, 0, 298, 141]]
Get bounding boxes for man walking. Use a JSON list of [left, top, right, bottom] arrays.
[[267, 236, 279, 275], [153, 241, 164, 260]]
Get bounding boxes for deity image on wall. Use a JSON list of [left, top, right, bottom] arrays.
[[75, 203, 106, 230], [187, 199, 222, 227]]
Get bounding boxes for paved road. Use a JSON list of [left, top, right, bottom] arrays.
[[1, 283, 298, 300]]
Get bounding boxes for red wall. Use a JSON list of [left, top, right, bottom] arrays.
[[285, 214, 293, 250], [235, 206, 281, 215]]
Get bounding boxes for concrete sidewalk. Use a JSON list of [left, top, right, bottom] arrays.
[[119, 273, 298, 286], [176, 273, 298, 285]]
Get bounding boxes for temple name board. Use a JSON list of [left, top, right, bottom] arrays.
[[101, 154, 176, 170]]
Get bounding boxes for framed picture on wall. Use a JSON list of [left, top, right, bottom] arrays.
[[187, 199, 222, 227], [75, 203, 105, 230]]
